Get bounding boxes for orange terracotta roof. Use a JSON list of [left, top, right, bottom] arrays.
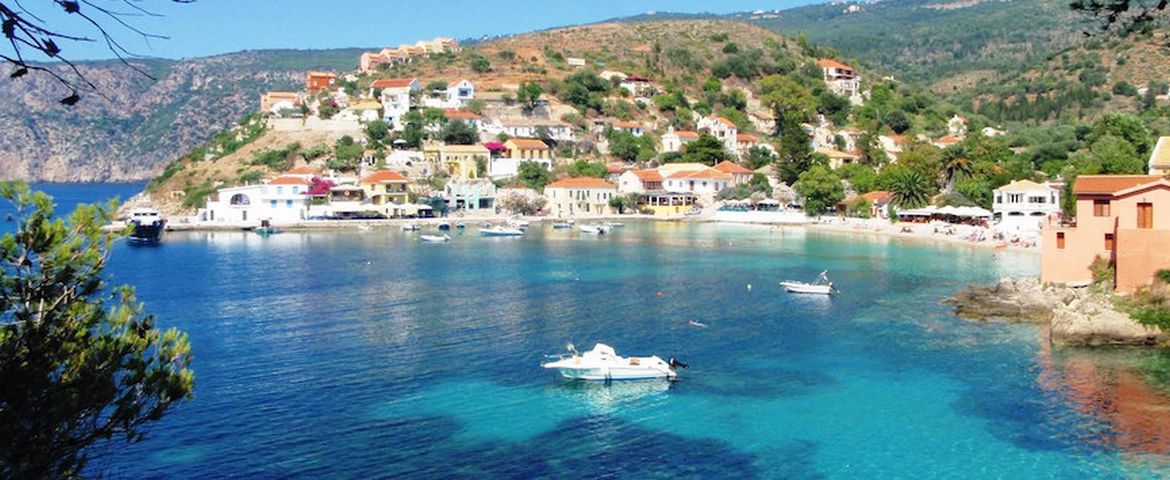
[[545, 177, 616, 189], [268, 176, 312, 186], [669, 169, 733, 180], [507, 138, 549, 150], [1074, 175, 1163, 195], [714, 116, 737, 128], [371, 78, 416, 89], [361, 170, 409, 184], [606, 166, 624, 174], [632, 169, 663, 182], [713, 161, 753, 174], [736, 133, 759, 143], [861, 190, 893, 204], [615, 121, 641, 129], [675, 130, 700, 139], [444, 109, 481, 120], [285, 166, 320, 175], [264, 91, 300, 100], [817, 58, 852, 70]]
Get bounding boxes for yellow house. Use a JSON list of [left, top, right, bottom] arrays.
[[437, 144, 490, 179], [360, 170, 410, 205], [504, 138, 551, 160]]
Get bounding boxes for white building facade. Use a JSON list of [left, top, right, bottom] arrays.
[[993, 180, 1061, 233]]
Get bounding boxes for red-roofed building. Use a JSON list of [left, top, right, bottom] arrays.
[[1042, 175, 1170, 292], [371, 78, 420, 129], [360, 170, 410, 205], [306, 71, 337, 93], [614, 120, 644, 137], [618, 169, 664, 193], [817, 58, 862, 104], [443, 108, 482, 129], [663, 168, 733, 200], [713, 161, 754, 186], [662, 127, 701, 153], [544, 177, 618, 217], [698, 115, 740, 154]]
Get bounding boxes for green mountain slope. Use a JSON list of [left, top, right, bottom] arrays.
[[746, 0, 1082, 89]]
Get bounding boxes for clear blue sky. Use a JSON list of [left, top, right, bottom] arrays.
[[19, 0, 819, 61]]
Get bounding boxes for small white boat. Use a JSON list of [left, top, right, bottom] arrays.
[[437, 222, 451, 231], [512, 219, 531, 228], [357, 224, 371, 231], [605, 222, 625, 228], [480, 225, 524, 237], [455, 222, 466, 229], [552, 222, 573, 229], [400, 223, 420, 231], [420, 234, 451, 243], [542, 343, 683, 381], [780, 270, 836, 295], [578, 225, 609, 235]]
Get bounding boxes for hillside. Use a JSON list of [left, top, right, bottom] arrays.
[[0, 48, 363, 182], [954, 30, 1170, 126], [747, 0, 1082, 90]]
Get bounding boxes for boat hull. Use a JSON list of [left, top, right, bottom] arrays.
[[129, 220, 164, 243], [780, 282, 833, 295], [549, 366, 673, 381]]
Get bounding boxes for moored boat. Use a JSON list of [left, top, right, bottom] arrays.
[[578, 225, 609, 235], [780, 270, 836, 295], [541, 343, 683, 381], [437, 221, 451, 231], [401, 223, 420, 231], [552, 222, 573, 229], [480, 225, 524, 237], [420, 234, 451, 243], [127, 208, 165, 243]]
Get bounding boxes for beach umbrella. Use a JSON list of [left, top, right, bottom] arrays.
[[936, 206, 959, 216]]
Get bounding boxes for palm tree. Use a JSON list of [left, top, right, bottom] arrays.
[[941, 146, 972, 191], [890, 169, 932, 209]]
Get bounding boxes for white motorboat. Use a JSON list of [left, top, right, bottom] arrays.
[[480, 225, 524, 237], [512, 219, 531, 228], [578, 225, 609, 235], [127, 208, 165, 243], [420, 234, 451, 243], [780, 270, 836, 295], [400, 223, 420, 231], [542, 343, 683, 381]]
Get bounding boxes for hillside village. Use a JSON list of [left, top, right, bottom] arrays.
[[148, 20, 1014, 225], [142, 18, 1170, 300]]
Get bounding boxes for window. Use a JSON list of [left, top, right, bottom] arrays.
[[270, 200, 277, 207], [1138, 202, 1154, 229], [1105, 233, 1114, 250], [286, 200, 293, 208], [1056, 232, 1065, 249], [1093, 199, 1110, 217], [276, 186, 284, 195]]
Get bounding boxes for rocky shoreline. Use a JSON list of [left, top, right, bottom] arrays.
[[945, 277, 1169, 347]]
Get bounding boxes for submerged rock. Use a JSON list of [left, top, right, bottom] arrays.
[[944, 277, 1066, 323]]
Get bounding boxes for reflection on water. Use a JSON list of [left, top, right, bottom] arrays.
[[1042, 342, 1170, 459]]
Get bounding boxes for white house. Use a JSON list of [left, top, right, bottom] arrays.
[[372, 78, 421, 129], [488, 156, 552, 180], [661, 127, 700, 153], [697, 115, 739, 153], [492, 119, 574, 141], [662, 168, 732, 202], [817, 59, 863, 105], [613, 121, 644, 137], [993, 179, 1061, 233], [618, 169, 664, 194], [618, 75, 656, 98], [199, 176, 312, 225], [544, 177, 618, 217], [422, 79, 475, 109]]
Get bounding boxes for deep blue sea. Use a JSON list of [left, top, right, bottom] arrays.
[[9, 184, 1170, 478]]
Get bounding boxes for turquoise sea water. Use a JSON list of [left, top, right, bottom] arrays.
[[9, 185, 1170, 478]]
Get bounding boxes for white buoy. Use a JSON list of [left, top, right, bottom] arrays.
[[747, 283, 752, 291]]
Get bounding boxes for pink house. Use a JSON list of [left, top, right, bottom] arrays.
[[1041, 175, 1170, 293]]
